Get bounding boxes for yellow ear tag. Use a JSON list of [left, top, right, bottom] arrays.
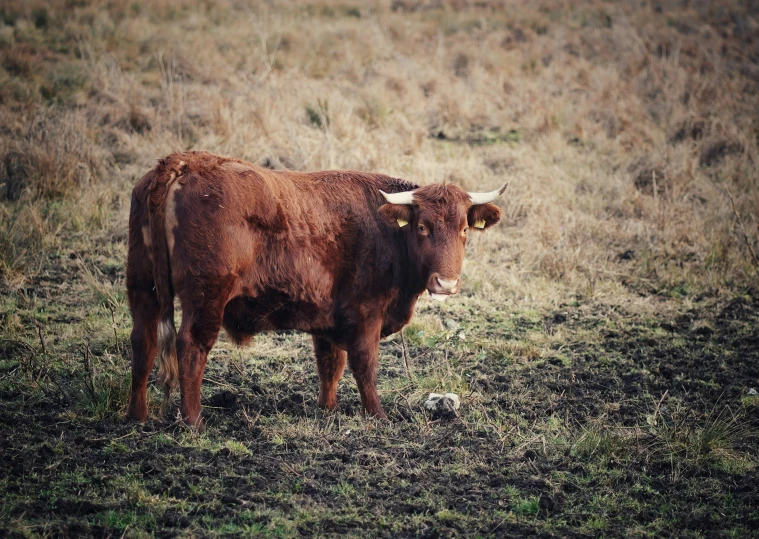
[[397, 218, 409, 227], [474, 219, 486, 229]]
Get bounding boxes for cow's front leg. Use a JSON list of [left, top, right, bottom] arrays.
[[347, 322, 386, 419]]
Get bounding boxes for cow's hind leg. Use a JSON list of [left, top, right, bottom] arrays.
[[126, 288, 159, 422], [176, 304, 225, 430], [313, 337, 346, 411]]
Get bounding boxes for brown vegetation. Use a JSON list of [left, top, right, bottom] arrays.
[[0, 0, 757, 536], [0, 0, 757, 299]]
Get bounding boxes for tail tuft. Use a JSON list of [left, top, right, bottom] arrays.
[[157, 318, 178, 414]]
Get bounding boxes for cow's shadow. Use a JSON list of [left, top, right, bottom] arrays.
[[198, 387, 359, 422], [151, 372, 417, 427], [204, 388, 317, 418], [197, 386, 415, 427]]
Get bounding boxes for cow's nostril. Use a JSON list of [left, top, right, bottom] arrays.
[[437, 277, 459, 290]]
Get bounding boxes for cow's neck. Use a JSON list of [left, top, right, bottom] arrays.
[[394, 239, 426, 298], [380, 251, 424, 338]]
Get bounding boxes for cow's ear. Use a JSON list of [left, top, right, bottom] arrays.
[[468, 203, 501, 231], [379, 204, 414, 229]]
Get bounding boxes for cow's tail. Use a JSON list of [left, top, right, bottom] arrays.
[[148, 160, 181, 414]]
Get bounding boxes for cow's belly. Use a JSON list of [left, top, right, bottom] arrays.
[[222, 291, 333, 340]]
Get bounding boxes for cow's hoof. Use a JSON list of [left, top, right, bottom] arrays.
[[183, 415, 206, 432], [363, 409, 388, 420], [317, 398, 339, 411], [125, 412, 147, 423], [126, 401, 148, 423]]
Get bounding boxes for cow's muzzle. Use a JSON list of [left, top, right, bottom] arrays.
[[427, 274, 460, 302]]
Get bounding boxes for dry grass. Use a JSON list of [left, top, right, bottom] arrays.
[[1, 1, 758, 536], [0, 0, 757, 302]]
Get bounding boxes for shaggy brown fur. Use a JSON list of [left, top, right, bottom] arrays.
[[126, 151, 502, 428]]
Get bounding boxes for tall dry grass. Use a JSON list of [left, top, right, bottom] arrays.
[[0, 0, 757, 303]]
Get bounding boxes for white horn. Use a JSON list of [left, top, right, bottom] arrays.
[[468, 183, 508, 205], [379, 189, 416, 205]]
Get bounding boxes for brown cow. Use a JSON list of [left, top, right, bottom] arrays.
[[126, 151, 506, 428]]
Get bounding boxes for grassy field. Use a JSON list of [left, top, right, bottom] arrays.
[[1, 0, 758, 536]]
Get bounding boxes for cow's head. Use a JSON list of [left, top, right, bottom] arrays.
[[378, 183, 507, 301]]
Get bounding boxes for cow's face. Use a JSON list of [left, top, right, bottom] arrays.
[[379, 183, 506, 301]]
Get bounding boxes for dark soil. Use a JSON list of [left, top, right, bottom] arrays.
[[1, 287, 758, 537]]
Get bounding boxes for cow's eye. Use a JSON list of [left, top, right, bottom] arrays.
[[462, 226, 469, 236], [418, 224, 427, 235]]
